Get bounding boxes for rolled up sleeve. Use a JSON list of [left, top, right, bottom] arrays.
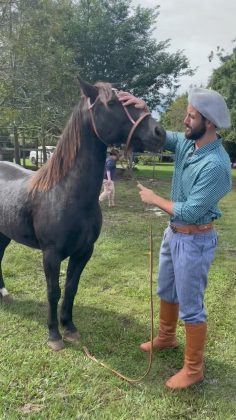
[[173, 163, 232, 223]]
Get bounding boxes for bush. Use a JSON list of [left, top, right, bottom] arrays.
[[137, 153, 160, 165], [223, 141, 236, 163]]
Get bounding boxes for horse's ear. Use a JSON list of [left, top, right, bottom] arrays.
[[77, 76, 98, 103]]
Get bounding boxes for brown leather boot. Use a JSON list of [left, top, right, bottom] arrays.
[[166, 322, 207, 389], [140, 300, 179, 352]]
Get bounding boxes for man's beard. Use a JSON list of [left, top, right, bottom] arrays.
[[185, 120, 206, 141]]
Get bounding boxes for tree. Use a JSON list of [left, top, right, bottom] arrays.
[[208, 43, 236, 144], [15, 0, 78, 151], [68, 0, 194, 111], [0, 0, 194, 159], [0, 0, 77, 161], [0, 0, 26, 162], [160, 94, 187, 132]]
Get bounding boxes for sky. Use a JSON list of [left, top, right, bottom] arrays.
[[132, 0, 236, 94]]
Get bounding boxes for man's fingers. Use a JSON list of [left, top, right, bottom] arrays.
[[117, 92, 148, 110], [117, 92, 132, 101], [118, 96, 137, 107], [117, 90, 129, 95], [122, 98, 136, 106], [137, 182, 145, 190]]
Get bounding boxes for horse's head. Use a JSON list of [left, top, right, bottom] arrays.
[[79, 78, 165, 153]]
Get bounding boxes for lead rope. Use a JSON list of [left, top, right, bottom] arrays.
[[82, 223, 154, 384], [84, 96, 155, 382]]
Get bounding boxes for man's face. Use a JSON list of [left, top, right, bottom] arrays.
[[184, 104, 207, 141]]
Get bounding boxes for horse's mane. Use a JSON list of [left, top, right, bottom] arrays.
[[28, 82, 113, 194]]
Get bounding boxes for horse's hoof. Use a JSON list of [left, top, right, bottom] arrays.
[[0, 294, 13, 304], [63, 330, 81, 343], [48, 339, 65, 351]]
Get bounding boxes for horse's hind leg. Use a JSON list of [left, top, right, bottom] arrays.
[[0, 233, 11, 302], [42, 248, 64, 351], [60, 245, 94, 342]]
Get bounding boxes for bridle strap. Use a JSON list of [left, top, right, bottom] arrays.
[[87, 96, 151, 150], [122, 104, 136, 125], [124, 112, 151, 155], [87, 98, 104, 142]]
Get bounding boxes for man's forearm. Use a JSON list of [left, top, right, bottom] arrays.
[[151, 194, 174, 216]]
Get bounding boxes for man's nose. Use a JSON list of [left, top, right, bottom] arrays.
[[184, 115, 189, 125]]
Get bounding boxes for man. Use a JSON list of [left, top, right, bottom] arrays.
[[99, 148, 119, 207], [118, 88, 232, 389]]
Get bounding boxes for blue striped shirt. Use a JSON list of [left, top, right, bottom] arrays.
[[165, 131, 232, 224]]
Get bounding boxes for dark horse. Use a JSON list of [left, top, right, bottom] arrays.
[[0, 79, 165, 350]]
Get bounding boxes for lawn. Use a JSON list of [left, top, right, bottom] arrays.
[[0, 164, 235, 419]]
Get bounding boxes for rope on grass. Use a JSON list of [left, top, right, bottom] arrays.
[[82, 224, 155, 384]]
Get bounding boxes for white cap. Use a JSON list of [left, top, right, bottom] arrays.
[[188, 88, 231, 128]]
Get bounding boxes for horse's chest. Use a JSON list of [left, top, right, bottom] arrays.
[[36, 206, 102, 256], [68, 214, 101, 246]]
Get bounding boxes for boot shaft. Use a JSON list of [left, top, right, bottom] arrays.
[[184, 322, 207, 374], [166, 322, 207, 389], [159, 300, 179, 323], [140, 300, 179, 352]]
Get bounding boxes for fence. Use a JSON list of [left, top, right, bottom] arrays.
[[0, 142, 175, 170], [0, 145, 47, 168]]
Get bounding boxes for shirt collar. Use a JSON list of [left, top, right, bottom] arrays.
[[193, 136, 222, 155]]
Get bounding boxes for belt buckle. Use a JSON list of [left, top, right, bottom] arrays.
[[170, 224, 177, 233]]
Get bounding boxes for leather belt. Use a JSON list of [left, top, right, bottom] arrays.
[[170, 222, 213, 234]]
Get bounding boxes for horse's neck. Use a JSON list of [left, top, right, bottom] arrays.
[[68, 134, 107, 196]]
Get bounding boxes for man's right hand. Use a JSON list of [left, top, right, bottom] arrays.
[[117, 91, 149, 111]]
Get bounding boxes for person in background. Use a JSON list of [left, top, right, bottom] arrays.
[[118, 88, 232, 389], [99, 149, 119, 207]]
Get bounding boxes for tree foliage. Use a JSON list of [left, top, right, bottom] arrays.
[[0, 0, 193, 156], [160, 43, 236, 159], [160, 94, 187, 132], [208, 44, 236, 143], [0, 1, 77, 138], [69, 0, 193, 110]]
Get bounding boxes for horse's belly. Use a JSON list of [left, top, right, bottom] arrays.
[[13, 235, 39, 249], [0, 220, 40, 249], [0, 184, 39, 248]]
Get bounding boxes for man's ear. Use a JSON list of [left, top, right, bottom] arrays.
[[77, 76, 99, 103], [206, 119, 216, 130]]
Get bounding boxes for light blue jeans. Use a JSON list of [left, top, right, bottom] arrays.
[[157, 226, 218, 323]]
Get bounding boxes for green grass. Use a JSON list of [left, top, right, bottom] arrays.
[[0, 164, 236, 419]]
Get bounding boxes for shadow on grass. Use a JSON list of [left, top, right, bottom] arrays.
[[1, 297, 236, 402]]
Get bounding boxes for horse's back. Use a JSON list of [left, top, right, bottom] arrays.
[[0, 161, 39, 247], [0, 161, 32, 180], [0, 161, 31, 210]]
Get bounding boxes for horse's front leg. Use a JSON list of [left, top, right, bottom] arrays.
[[60, 246, 94, 342], [43, 248, 64, 351]]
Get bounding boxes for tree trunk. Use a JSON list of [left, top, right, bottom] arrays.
[[22, 131, 26, 167], [41, 128, 47, 163], [13, 124, 21, 165]]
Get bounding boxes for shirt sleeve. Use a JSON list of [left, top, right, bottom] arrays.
[[106, 159, 115, 170], [173, 163, 232, 223], [165, 131, 185, 153]]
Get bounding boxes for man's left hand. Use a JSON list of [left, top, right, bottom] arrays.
[[137, 182, 157, 205]]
